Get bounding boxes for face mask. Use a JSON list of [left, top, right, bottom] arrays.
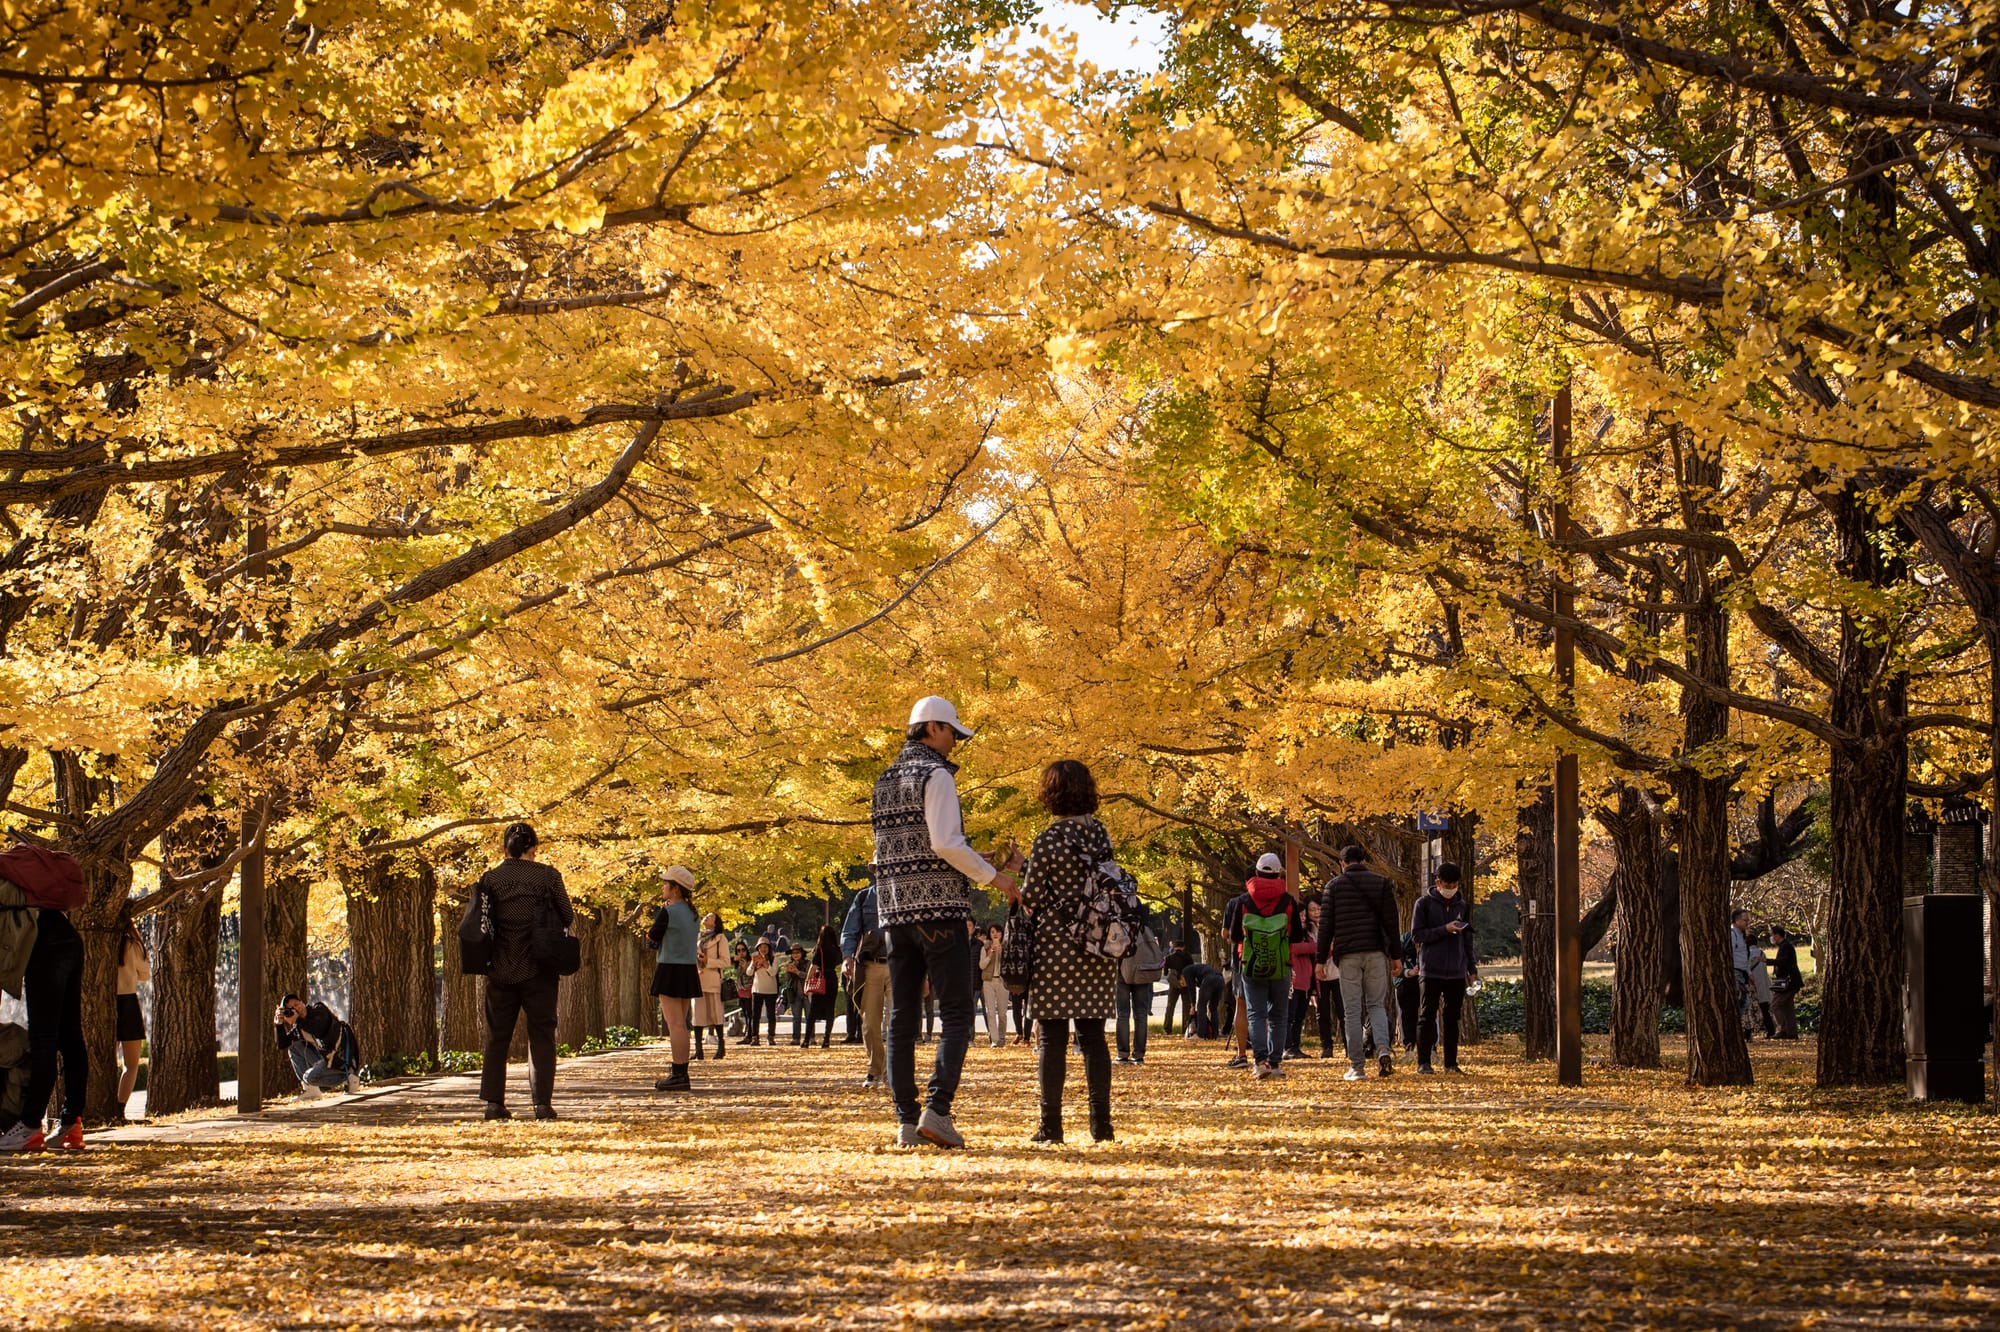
[[1437, 884, 1459, 899]]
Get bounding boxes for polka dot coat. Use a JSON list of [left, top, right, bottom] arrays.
[[1021, 815, 1118, 1021]]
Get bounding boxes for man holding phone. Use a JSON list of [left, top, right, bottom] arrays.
[[1409, 862, 1478, 1074]]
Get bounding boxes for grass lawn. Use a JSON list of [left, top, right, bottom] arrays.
[[3, 1031, 1993, 1328]]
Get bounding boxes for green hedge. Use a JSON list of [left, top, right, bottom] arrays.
[[1474, 979, 1818, 1035]]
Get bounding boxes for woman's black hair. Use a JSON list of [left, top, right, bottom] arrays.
[[1038, 759, 1100, 816], [503, 822, 539, 858]]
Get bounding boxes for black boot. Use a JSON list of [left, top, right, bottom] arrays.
[[1089, 1097, 1114, 1143], [712, 1027, 726, 1060], [655, 1064, 691, 1092], [692, 1030, 705, 1060]]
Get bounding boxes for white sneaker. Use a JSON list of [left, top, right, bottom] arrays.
[[917, 1107, 965, 1148], [1343, 1068, 1366, 1082], [896, 1123, 922, 1147], [0, 1121, 44, 1152], [297, 1084, 323, 1101], [1252, 1062, 1274, 1080], [346, 1073, 362, 1095]]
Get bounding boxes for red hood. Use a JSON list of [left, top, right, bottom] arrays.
[[1245, 875, 1289, 913]]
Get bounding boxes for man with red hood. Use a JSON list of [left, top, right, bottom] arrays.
[[1228, 852, 1305, 1080]]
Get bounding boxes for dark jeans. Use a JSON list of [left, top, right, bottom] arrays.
[[1315, 979, 1342, 1054], [748, 992, 778, 1042], [1242, 976, 1291, 1068], [20, 911, 86, 1130], [1038, 1017, 1112, 1136], [1193, 977, 1224, 1037], [1010, 990, 1029, 1036], [1418, 976, 1468, 1068], [1397, 973, 1422, 1047], [1285, 986, 1311, 1052], [802, 992, 834, 1045], [1115, 981, 1152, 1059], [789, 990, 804, 1041], [886, 921, 974, 1126], [481, 973, 559, 1106], [1160, 981, 1185, 1035]]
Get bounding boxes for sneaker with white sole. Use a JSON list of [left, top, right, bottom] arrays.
[[297, 1083, 324, 1101], [1252, 1062, 1274, 1080], [1224, 1055, 1250, 1070], [0, 1121, 45, 1152], [346, 1073, 362, 1095], [1343, 1067, 1366, 1082], [896, 1122, 922, 1147], [917, 1107, 965, 1148]]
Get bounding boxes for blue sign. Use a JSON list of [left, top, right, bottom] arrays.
[[1416, 811, 1450, 833]]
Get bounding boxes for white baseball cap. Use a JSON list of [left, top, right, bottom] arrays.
[[663, 865, 696, 891], [1255, 852, 1283, 876], [908, 695, 973, 739]]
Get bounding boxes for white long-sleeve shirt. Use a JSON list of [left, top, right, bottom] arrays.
[[924, 767, 997, 886]]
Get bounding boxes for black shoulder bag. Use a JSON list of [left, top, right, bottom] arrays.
[[532, 882, 582, 977], [457, 875, 494, 976]]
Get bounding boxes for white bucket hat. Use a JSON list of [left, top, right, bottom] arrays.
[[908, 695, 973, 739], [663, 865, 696, 891]]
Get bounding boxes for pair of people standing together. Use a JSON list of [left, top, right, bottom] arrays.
[[871, 696, 1121, 1148]]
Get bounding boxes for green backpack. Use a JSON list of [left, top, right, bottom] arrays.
[[1239, 905, 1290, 981]]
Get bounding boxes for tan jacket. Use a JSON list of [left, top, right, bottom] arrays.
[[117, 938, 151, 995]]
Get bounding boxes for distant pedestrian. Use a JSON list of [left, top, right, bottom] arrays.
[[472, 822, 573, 1121], [1115, 915, 1162, 1065], [841, 882, 891, 1085], [1410, 862, 1477, 1075], [1748, 931, 1776, 1038], [1230, 853, 1303, 1080], [1022, 759, 1119, 1143], [1180, 961, 1225, 1038], [115, 920, 150, 1120], [872, 697, 1022, 1148], [1769, 925, 1802, 1040], [1161, 938, 1194, 1035], [799, 925, 838, 1048], [274, 993, 360, 1100], [1317, 844, 1402, 1080], [745, 941, 781, 1045], [979, 923, 1011, 1047], [1730, 909, 1757, 1039], [646, 866, 701, 1091], [1219, 885, 1251, 1069], [0, 872, 87, 1152], [694, 913, 729, 1060], [1285, 898, 1315, 1061], [1306, 902, 1341, 1059], [1396, 929, 1422, 1051]]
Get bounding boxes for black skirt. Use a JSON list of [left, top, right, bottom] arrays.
[[116, 992, 146, 1042], [651, 962, 702, 999]]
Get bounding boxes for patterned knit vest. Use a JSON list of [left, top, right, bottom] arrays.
[[871, 740, 971, 926]]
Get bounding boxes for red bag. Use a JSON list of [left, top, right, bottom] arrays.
[[806, 965, 828, 997], [0, 844, 87, 910]]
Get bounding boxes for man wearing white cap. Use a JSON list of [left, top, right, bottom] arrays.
[[872, 696, 1022, 1148]]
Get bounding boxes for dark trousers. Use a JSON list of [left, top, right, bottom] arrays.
[[802, 992, 834, 1045], [1418, 976, 1468, 1069], [789, 991, 804, 1041], [1194, 977, 1224, 1037], [1397, 973, 1422, 1047], [1038, 1017, 1112, 1137], [1010, 989, 1029, 1036], [1115, 981, 1152, 1059], [1285, 986, 1311, 1052], [886, 921, 974, 1125], [747, 992, 778, 1042], [1315, 979, 1342, 1054], [20, 912, 86, 1130], [844, 980, 862, 1040], [1160, 981, 1185, 1035], [481, 973, 559, 1106]]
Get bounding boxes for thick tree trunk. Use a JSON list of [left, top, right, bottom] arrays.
[[556, 913, 601, 1048], [1673, 529, 1751, 1086], [1517, 785, 1557, 1060], [439, 894, 480, 1053], [74, 858, 130, 1123], [344, 855, 437, 1067], [1817, 490, 1910, 1088], [1598, 785, 1663, 1069], [597, 912, 629, 1034], [260, 867, 311, 1101], [147, 884, 224, 1115]]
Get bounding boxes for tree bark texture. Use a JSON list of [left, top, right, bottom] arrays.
[[146, 883, 224, 1115], [1598, 785, 1663, 1069], [260, 867, 311, 1101], [1816, 490, 1911, 1087], [1672, 521, 1751, 1087], [344, 855, 437, 1066], [53, 751, 129, 1123], [1518, 784, 1557, 1061], [556, 912, 602, 1048]]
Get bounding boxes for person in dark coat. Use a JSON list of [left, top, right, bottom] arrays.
[[1160, 939, 1194, 1034], [469, 822, 573, 1121], [274, 994, 359, 1099], [1409, 862, 1478, 1073], [1021, 759, 1119, 1144], [1769, 924, 1803, 1040], [1315, 844, 1403, 1079], [0, 900, 87, 1152], [1180, 962, 1226, 1038]]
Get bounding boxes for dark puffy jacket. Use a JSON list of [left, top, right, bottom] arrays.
[[1409, 888, 1475, 979], [1315, 866, 1398, 961]]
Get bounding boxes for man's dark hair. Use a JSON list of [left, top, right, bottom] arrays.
[[503, 821, 539, 858], [1770, 923, 1788, 938], [1436, 861, 1461, 883], [1341, 844, 1367, 864], [907, 721, 933, 742], [1038, 759, 1100, 816], [281, 993, 303, 1008], [1731, 908, 1750, 924]]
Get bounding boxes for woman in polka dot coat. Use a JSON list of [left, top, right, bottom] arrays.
[[1020, 759, 1119, 1144]]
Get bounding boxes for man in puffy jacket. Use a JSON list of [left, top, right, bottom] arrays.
[[1409, 862, 1478, 1074], [1316, 844, 1402, 1080], [275, 993, 360, 1099]]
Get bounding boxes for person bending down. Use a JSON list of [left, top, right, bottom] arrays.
[[275, 994, 360, 1099]]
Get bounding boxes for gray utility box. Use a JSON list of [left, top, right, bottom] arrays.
[[1904, 894, 1987, 1103]]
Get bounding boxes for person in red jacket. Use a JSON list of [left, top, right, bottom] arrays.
[[1228, 853, 1305, 1080]]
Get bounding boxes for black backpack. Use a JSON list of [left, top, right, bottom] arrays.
[[1000, 902, 1035, 995]]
